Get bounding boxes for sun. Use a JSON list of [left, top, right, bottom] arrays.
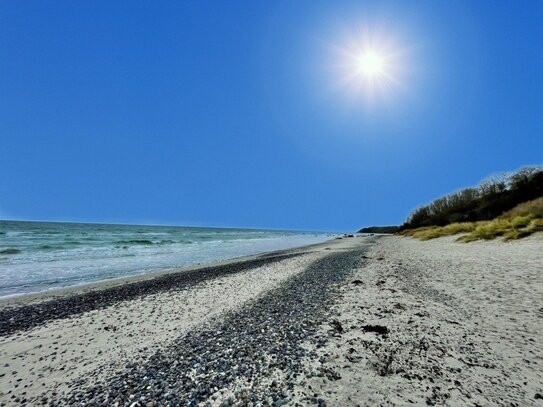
[[357, 51, 385, 77], [328, 26, 407, 104]]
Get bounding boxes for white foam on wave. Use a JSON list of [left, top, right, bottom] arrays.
[[0, 221, 334, 297]]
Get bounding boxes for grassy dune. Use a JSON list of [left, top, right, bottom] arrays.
[[400, 197, 543, 242]]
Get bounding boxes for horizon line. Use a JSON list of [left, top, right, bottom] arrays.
[[0, 217, 345, 234]]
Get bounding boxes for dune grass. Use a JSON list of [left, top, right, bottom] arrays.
[[400, 197, 543, 242], [500, 196, 543, 219], [399, 223, 478, 240], [458, 216, 543, 242]]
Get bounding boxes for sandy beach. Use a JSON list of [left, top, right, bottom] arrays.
[[1, 234, 542, 406], [4, 1, 542, 405]]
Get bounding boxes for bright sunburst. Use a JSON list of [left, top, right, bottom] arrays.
[[357, 51, 385, 77], [329, 25, 407, 105]]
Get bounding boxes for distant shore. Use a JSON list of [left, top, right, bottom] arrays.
[[1, 234, 541, 406]]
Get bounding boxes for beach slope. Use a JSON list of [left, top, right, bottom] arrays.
[[1, 234, 542, 406]]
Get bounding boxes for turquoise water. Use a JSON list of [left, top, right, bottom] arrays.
[[0, 221, 333, 298]]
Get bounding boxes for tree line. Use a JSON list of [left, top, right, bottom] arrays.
[[401, 167, 543, 230]]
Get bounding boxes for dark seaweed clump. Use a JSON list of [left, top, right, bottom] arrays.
[[115, 239, 154, 245], [0, 248, 21, 255]]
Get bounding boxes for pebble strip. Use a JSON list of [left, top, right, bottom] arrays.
[[0, 253, 304, 336], [57, 246, 370, 406]]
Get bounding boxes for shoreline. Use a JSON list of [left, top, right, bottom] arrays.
[[0, 237, 341, 310], [0, 235, 369, 406], [2, 234, 540, 406]]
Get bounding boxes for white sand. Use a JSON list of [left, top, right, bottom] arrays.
[[2, 234, 541, 406], [0, 250, 330, 404], [290, 234, 543, 406]]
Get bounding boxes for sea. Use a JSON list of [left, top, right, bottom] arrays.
[[0, 220, 334, 298]]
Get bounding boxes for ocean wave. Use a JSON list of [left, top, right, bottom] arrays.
[[0, 248, 21, 255], [113, 239, 191, 246], [39, 244, 66, 251], [38, 242, 81, 250], [115, 239, 155, 245], [0, 221, 333, 297]]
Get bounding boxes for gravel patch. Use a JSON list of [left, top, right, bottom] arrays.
[[55, 244, 371, 406]]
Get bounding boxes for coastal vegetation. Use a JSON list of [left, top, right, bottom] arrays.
[[357, 225, 400, 234], [399, 167, 543, 241]]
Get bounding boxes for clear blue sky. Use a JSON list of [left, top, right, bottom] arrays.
[[1, 1, 542, 231]]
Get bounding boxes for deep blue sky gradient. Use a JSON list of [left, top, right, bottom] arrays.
[[1, 1, 542, 231]]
